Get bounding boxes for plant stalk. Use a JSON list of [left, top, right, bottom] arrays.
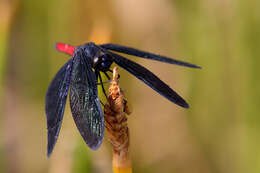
[[104, 67, 132, 173]]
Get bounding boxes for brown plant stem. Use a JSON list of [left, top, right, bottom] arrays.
[[104, 67, 132, 173]]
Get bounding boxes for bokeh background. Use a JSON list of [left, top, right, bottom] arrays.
[[1, 0, 260, 173]]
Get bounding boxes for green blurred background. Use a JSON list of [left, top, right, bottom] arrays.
[[1, 0, 260, 173]]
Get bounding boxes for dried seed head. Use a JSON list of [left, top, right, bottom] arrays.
[[104, 67, 132, 172]]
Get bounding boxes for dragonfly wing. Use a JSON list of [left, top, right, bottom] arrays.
[[69, 50, 104, 150], [100, 43, 201, 68], [110, 51, 189, 108], [45, 59, 73, 157]]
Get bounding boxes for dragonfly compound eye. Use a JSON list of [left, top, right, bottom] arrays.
[[93, 55, 112, 71], [101, 61, 112, 69]]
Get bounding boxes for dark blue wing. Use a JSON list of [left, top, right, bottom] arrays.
[[69, 49, 104, 150], [100, 43, 201, 68], [109, 51, 189, 108], [45, 59, 73, 157]]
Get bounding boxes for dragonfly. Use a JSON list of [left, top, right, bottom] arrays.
[[45, 42, 201, 157]]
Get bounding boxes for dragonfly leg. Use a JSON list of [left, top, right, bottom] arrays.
[[96, 71, 111, 85], [98, 72, 108, 99], [104, 71, 111, 80], [100, 100, 105, 107]]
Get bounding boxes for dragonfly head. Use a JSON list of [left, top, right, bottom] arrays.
[[92, 53, 113, 72], [81, 42, 113, 72]]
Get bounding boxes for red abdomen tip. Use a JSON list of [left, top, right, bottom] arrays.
[[55, 42, 75, 56]]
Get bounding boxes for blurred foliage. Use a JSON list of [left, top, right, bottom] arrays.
[[72, 142, 93, 173], [1, 0, 260, 173]]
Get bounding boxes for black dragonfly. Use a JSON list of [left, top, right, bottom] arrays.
[[45, 42, 201, 157]]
